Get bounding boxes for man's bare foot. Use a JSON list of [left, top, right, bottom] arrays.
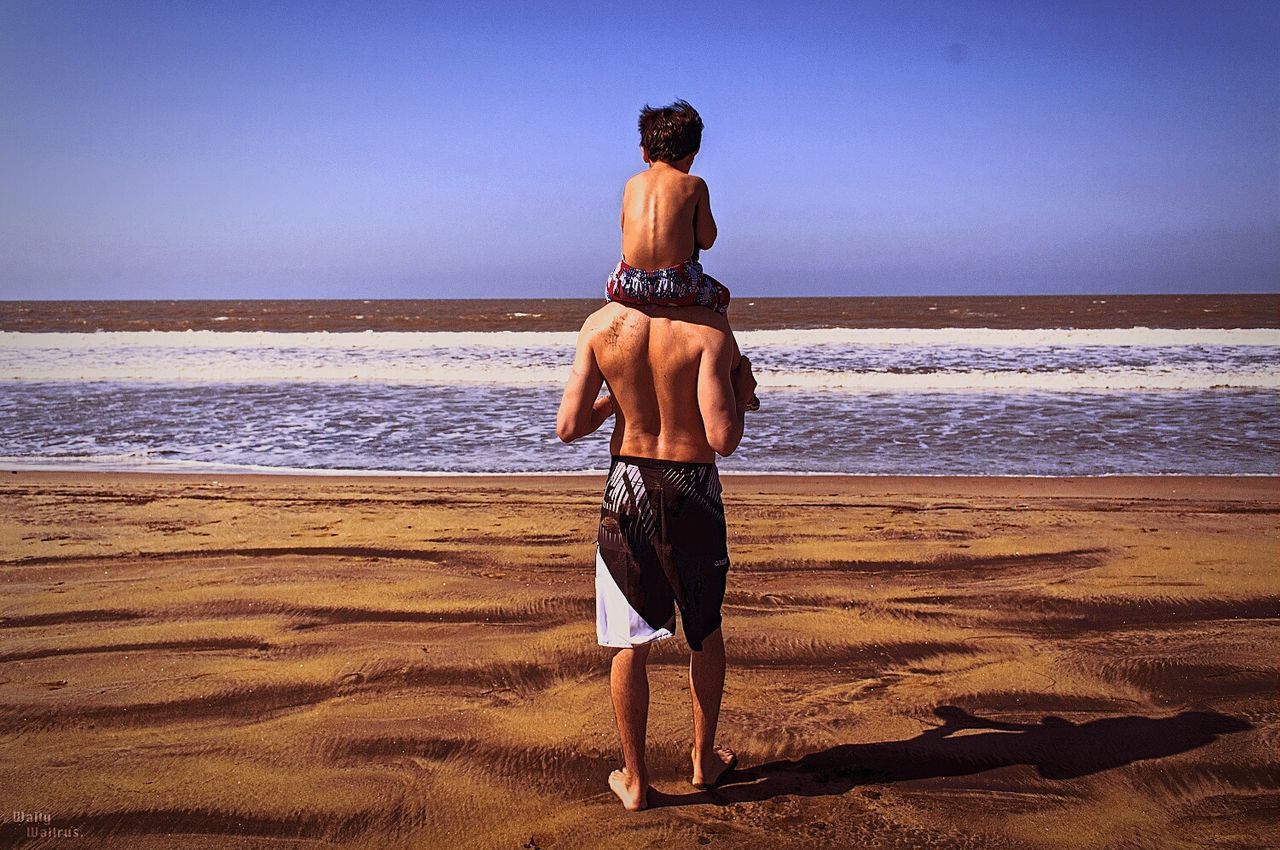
[[608, 767, 649, 811], [691, 745, 737, 789]]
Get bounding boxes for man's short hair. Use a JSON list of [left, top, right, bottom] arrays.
[[638, 100, 703, 163]]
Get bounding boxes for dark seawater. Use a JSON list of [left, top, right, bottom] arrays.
[[2, 294, 1277, 332]]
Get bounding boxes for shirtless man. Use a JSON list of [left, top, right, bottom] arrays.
[[556, 101, 758, 811]]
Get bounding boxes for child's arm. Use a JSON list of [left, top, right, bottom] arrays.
[[694, 178, 717, 251]]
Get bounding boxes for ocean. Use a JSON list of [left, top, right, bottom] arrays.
[[2, 295, 1277, 476]]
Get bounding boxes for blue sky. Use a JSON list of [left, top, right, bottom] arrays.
[[1, 0, 1277, 299]]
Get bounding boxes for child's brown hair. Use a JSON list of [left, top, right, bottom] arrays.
[[638, 100, 703, 163]]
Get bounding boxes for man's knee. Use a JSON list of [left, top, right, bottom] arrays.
[[692, 627, 724, 653], [614, 642, 653, 662]]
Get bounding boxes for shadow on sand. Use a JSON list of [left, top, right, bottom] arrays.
[[651, 705, 1252, 808]]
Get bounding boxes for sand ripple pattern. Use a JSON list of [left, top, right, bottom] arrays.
[[1, 474, 1276, 848]]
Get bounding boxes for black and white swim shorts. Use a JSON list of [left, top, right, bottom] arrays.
[[595, 454, 731, 652]]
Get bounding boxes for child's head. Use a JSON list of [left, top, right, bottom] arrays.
[[638, 100, 703, 164]]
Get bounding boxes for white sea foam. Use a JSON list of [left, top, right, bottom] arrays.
[[761, 369, 1280, 392], [3, 361, 1276, 390], [2, 328, 1277, 392], [742, 327, 1280, 348], [0, 454, 612, 476], [1, 361, 570, 385], [0, 330, 580, 349]]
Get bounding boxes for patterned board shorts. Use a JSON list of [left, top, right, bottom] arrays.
[[595, 454, 731, 652], [605, 257, 731, 315]]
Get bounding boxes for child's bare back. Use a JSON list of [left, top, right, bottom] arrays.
[[621, 162, 715, 271], [605, 100, 729, 315]]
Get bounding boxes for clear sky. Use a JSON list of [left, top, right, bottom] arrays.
[[2, 0, 1277, 299]]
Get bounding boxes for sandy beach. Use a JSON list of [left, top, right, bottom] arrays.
[[1, 471, 1276, 849]]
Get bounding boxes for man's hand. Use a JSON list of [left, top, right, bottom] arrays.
[[590, 394, 615, 431], [732, 356, 758, 413]]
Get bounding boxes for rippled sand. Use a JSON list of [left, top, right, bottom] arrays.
[[1, 472, 1276, 849]]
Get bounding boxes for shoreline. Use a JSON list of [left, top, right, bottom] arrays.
[[3, 468, 1278, 500]]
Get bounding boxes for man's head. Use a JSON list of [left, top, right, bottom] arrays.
[[638, 100, 703, 165]]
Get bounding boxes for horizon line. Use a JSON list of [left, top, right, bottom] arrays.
[[3, 291, 1279, 304]]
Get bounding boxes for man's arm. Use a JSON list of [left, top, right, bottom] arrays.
[[556, 319, 614, 443], [694, 178, 717, 251], [696, 328, 754, 456]]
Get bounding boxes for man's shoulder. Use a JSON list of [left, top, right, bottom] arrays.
[[579, 303, 629, 336], [659, 304, 730, 335], [581, 303, 728, 336], [596, 304, 732, 345]]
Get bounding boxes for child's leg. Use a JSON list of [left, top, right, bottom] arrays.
[[701, 274, 731, 314], [606, 263, 731, 315]]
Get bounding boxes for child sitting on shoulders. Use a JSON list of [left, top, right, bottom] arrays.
[[605, 99, 732, 316], [606, 250, 731, 315]]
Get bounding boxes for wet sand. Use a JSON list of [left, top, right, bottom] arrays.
[[1, 471, 1276, 849]]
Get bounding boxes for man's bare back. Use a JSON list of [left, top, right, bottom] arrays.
[[556, 301, 753, 462], [620, 160, 716, 271]]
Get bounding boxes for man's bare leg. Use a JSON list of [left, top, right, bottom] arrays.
[[689, 628, 735, 786], [608, 642, 652, 810]]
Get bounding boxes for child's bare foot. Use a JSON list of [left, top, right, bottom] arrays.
[[608, 767, 649, 811], [691, 745, 738, 790]]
